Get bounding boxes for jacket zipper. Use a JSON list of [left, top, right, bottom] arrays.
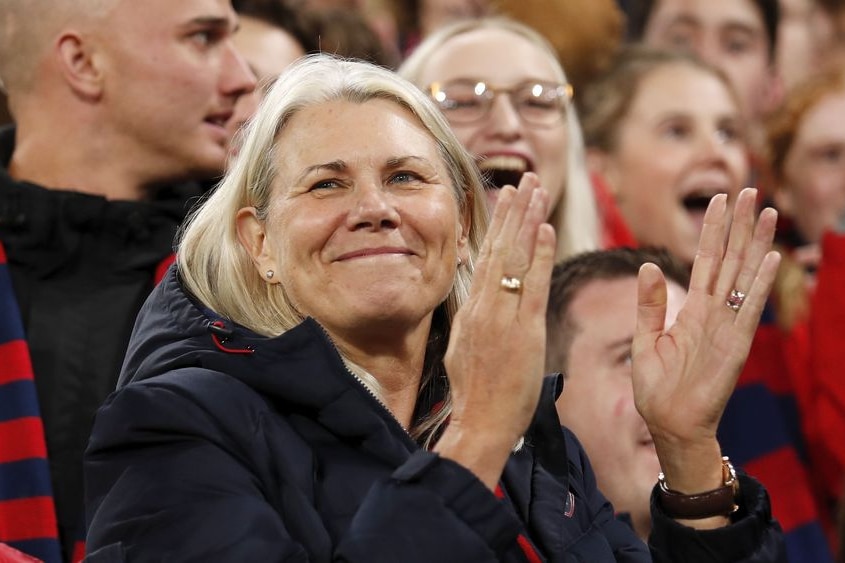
[[316, 324, 414, 440]]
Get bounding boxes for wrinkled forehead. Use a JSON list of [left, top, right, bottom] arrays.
[[272, 98, 453, 181]]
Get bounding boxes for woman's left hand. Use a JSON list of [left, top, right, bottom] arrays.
[[631, 188, 781, 500]]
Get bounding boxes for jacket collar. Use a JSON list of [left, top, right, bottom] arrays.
[[122, 265, 420, 465]]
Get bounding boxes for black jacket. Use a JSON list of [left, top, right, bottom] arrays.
[[84, 268, 786, 562], [0, 126, 201, 559]]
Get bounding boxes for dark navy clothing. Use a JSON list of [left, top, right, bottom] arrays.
[[84, 268, 786, 562], [0, 125, 200, 560]]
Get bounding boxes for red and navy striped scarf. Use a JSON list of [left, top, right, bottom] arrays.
[[0, 243, 175, 562], [0, 242, 61, 562]]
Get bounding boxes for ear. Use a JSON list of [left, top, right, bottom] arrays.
[[457, 199, 472, 266], [55, 31, 104, 100], [236, 207, 281, 284], [586, 148, 621, 198]]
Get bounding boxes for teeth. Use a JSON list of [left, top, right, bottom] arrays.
[[478, 155, 528, 172]]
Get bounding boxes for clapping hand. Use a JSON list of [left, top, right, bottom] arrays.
[[438, 173, 556, 490], [631, 188, 780, 521]]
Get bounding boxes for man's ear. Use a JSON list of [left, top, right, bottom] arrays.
[[236, 207, 281, 283], [55, 31, 104, 100]]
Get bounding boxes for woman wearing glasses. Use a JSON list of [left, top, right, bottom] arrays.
[[399, 17, 601, 261]]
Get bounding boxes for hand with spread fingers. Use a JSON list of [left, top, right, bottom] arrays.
[[631, 187, 782, 528], [435, 173, 557, 490]]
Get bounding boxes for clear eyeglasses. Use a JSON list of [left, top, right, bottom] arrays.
[[428, 79, 572, 127]]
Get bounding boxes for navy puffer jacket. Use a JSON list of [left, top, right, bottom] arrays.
[[83, 268, 786, 562]]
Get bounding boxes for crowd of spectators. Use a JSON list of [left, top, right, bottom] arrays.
[[1, 0, 844, 561]]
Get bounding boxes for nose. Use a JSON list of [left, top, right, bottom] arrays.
[[695, 126, 734, 164], [696, 35, 722, 69], [484, 93, 523, 140], [225, 91, 260, 151], [346, 182, 401, 231], [220, 42, 257, 98]]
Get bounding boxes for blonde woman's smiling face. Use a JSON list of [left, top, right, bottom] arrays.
[[242, 98, 470, 337]]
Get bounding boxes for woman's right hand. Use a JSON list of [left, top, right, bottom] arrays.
[[434, 173, 557, 490]]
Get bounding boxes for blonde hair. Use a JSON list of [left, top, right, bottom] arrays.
[[177, 54, 488, 446], [398, 17, 600, 261]]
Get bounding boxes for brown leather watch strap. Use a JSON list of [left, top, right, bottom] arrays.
[[657, 456, 740, 519]]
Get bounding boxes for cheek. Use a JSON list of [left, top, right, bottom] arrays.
[[272, 206, 332, 264], [619, 153, 675, 203], [533, 128, 568, 204], [611, 393, 627, 419], [811, 173, 845, 204], [727, 149, 750, 190]]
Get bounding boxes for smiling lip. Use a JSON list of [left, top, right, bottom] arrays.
[[335, 247, 414, 261], [205, 110, 234, 129]]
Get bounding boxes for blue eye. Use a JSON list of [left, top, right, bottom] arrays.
[[310, 179, 340, 191], [389, 171, 421, 184]]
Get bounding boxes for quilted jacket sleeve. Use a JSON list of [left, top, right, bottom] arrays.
[[649, 472, 787, 562]]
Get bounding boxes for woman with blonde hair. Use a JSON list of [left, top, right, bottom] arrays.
[[399, 17, 601, 261], [83, 54, 784, 561]]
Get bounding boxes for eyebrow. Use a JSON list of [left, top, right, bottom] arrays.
[[181, 16, 237, 33], [385, 155, 435, 169], [663, 14, 702, 30], [294, 160, 348, 184], [295, 156, 436, 180], [721, 22, 759, 37], [665, 14, 760, 35]]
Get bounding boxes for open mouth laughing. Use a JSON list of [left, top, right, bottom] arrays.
[[477, 154, 533, 189]]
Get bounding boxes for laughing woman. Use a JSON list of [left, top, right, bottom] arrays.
[[399, 17, 601, 260]]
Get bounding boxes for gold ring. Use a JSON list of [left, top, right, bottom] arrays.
[[500, 275, 523, 294]]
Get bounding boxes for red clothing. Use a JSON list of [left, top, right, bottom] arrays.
[[591, 173, 637, 249], [805, 232, 845, 513]]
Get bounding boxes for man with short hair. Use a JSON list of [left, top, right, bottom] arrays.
[[546, 247, 834, 561], [545, 247, 689, 540], [0, 1, 255, 560]]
